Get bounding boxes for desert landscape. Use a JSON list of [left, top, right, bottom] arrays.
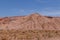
[[0, 30, 60, 40], [0, 13, 60, 40]]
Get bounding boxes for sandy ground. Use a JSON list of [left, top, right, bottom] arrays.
[[0, 30, 60, 40]]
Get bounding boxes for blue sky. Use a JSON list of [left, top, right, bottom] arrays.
[[0, 0, 60, 17]]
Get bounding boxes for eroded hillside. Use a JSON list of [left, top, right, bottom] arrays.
[[0, 13, 60, 40], [0, 13, 60, 30]]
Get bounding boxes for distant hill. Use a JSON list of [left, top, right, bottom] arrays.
[[0, 13, 60, 30]]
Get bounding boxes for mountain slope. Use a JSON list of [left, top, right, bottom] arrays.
[[0, 13, 60, 30]]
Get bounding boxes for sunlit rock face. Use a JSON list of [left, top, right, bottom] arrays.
[[0, 13, 60, 30]]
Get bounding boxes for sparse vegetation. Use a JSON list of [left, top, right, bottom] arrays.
[[0, 30, 60, 40]]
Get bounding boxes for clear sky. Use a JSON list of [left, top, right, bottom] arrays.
[[0, 0, 60, 17]]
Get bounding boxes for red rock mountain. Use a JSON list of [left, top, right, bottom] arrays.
[[0, 13, 60, 30]]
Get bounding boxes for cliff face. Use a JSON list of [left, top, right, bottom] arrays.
[[0, 13, 60, 30]]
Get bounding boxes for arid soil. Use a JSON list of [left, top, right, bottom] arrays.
[[0, 30, 60, 40], [0, 13, 60, 40]]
